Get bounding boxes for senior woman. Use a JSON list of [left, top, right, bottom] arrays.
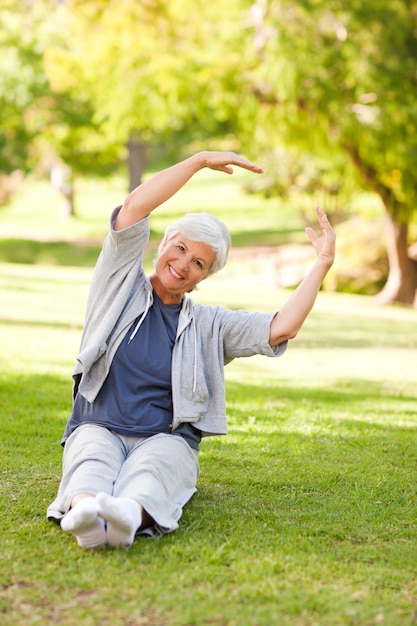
[[47, 151, 336, 549]]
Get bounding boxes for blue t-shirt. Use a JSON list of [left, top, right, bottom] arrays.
[[65, 291, 201, 450]]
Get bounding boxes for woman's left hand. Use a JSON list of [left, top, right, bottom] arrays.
[[305, 206, 336, 266], [201, 151, 264, 175]]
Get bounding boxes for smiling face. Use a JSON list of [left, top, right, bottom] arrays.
[[151, 234, 217, 304]]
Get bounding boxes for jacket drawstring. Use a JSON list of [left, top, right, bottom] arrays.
[[128, 289, 151, 344], [131, 292, 198, 394], [192, 316, 197, 393]]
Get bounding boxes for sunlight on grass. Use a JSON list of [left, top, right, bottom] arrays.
[[0, 177, 117, 241]]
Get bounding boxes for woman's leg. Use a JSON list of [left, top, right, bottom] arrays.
[[106, 433, 200, 538], [49, 429, 199, 547], [48, 425, 128, 548]]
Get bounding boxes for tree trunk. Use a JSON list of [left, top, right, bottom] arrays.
[[50, 163, 75, 218], [375, 211, 417, 307], [127, 135, 146, 192], [343, 142, 417, 307]]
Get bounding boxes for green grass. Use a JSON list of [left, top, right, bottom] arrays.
[[1, 259, 416, 626], [1, 174, 417, 625]]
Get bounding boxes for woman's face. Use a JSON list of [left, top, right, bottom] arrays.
[[152, 234, 216, 303]]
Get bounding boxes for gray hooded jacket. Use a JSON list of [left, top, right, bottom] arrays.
[[72, 207, 287, 437]]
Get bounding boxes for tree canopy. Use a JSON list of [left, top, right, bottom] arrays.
[[233, 0, 417, 303], [1, 0, 416, 303]]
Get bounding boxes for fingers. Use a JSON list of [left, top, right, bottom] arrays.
[[316, 206, 335, 232], [313, 207, 335, 245], [206, 152, 263, 175], [315, 205, 328, 228], [305, 206, 336, 260], [305, 226, 318, 244], [235, 156, 264, 174], [305, 207, 324, 243]]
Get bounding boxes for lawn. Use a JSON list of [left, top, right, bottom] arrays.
[[1, 173, 417, 625]]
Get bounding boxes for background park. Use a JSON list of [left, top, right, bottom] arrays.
[[1, 1, 416, 625]]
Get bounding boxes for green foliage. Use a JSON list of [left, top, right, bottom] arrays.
[[0, 0, 122, 179], [245, 147, 360, 226], [238, 0, 417, 220], [2, 0, 416, 226], [327, 217, 388, 295], [0, 1, 48, 173], [0, 0, 415, 300], [43, 0, 248, 146]]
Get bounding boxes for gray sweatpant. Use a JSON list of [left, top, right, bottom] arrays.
[[47, 424, 200, 537]]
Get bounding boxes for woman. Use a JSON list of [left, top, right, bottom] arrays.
[[47, 151, 336, 548]]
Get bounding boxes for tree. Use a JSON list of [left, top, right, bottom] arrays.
[[0, 0, 121, 214], [0, 0, 48, 176], [238, 0, 417, 306], [5, 0, 415, 307], [43, 0, 252, 190]]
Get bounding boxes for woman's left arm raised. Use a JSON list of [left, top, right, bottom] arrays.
[[269, 206, 336, 347], [115, 151, 263, 231]]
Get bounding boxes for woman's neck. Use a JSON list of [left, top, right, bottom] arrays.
[[150, 274, 184, 305]]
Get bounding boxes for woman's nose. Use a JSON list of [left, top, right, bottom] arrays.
[[177, 255, 190, 272]]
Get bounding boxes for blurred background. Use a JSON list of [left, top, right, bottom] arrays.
[[1, 0, 416, 307]]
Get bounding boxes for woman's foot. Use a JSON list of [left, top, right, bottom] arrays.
[[60, 497, 106, 549], [96, 492, 142, 547]]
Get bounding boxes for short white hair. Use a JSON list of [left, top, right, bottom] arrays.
[[157, 212, 231, 275]]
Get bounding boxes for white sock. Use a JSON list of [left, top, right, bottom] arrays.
[[96, 492, 142, 548], [60, 497, 106, 549]]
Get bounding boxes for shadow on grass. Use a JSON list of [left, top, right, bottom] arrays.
[[0, 317, 84, 331], [0, 371, 70, 459], [1, 372, 415, 466], [0, 372, 70, 534], [0, 238, 102, 267], [0, 237, 159, 267], [225, 379, 416, 416]]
